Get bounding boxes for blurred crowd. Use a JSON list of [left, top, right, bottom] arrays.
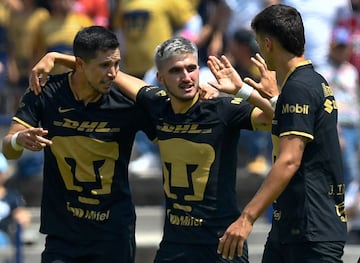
[[0, 0, 359, 246]]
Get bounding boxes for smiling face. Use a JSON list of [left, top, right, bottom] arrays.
[[157, 53, 200, 103], [80, 48, 121, 95]]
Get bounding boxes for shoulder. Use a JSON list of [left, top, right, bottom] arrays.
[[41, 73, 71, 95], [285, 65, 327, 95], [199, 96, 254, 116], [137, 85, 169, 101]]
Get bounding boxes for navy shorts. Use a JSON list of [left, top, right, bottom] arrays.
[[154, 240, 249, 263], [262, 240, 345, 263], [41, 225, 136, 263]]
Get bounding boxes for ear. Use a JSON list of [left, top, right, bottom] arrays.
[[75, 57, 85, 71], [264, 37, 274, 51], [156, 71, 164, 86]]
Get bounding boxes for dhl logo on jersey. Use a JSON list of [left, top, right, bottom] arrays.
[[281, 103, 309, 115], [157, 123, 212, 134], [53, 118, 120, 132]]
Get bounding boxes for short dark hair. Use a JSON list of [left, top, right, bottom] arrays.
[[251, 4, 305, 56], [73, 26, 120, 61]]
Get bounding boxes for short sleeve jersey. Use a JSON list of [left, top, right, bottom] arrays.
[[270, 62, 347, 243], [137, 86, 255, 244], [13, 73, 154, 242]]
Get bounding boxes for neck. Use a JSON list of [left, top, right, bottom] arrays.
[[276, 54, 306, 88], [170, 93, 199, 114]]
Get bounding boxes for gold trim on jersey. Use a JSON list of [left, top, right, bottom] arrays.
[[12, 117, 34, 128], [281, 60, 312, 89], [280, 131, 314, 140]]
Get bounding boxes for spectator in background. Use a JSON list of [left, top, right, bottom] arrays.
[[32, 0, 93, 75], [111, 0, 201, 78], [336, 0, 360, 79], [0, 152, 31, 247], [0, 0, 10, 90], [72, 0, 110, 28], [224, 0, 280, 38], [7, 0, 50, 90], [5, 151, 44, 206], [317, 26, 360, 245], [195, 0, 230, 67], [345, 177, 360, 244], [317, 26, 360, 188], [283, 0, 349, 68]]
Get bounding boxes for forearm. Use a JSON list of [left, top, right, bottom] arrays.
[[247, 88, 274, 119], [50, 52, 76, 69], [114, 71, 148, 101], [241, 160, 298, 223]]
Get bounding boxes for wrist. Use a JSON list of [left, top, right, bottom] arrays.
[[10, 132, 24, 151], [241, 211, 256, 225], [269, 95, 278, 109], [235, 83, 254, 100]]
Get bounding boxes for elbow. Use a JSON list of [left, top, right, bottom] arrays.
[[283, 158, 301, 176]]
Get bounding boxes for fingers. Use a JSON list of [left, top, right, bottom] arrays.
[[217, 234, 244, 260], [29, 69, 49, 96], [255, 53, 267, 65], [217, 234, 226, 256], [18, 128, 52, 151], [243, 77, 257, 89], [219, 55, 232, 68], [237, 240, 244, 258], [207, 56, 222, 73], [29, 70, 40, 94], [207, 81, 220, 90], [250, 53, 268, 74], [199, 84, 220, 100]]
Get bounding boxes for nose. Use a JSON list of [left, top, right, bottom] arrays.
[[107, 65, 118, 79], [181, 68, 192, 81]]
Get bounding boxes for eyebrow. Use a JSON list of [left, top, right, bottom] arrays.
[[168, 64, 198, 72]]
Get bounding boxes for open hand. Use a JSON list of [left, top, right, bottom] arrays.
[[207, 55, 244, 95], [244, 54, 278, 99]]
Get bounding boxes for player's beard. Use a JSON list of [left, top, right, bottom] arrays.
[[87, 79, 111, 95]]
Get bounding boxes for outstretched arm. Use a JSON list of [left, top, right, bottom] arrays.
[[30, 52, 76, 95], [113, 71, 148, 101], [2, 122, 52, 160], [29, 52, 149, 101]]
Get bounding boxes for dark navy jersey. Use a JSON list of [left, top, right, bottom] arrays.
[[13, 73, 154, 242], [137, 86, 256, 244], [270, 61, 347, 243]]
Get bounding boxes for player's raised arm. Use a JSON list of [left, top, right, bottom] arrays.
[[29, 52, 150, 101], [30, 52, 76, 95], [207, 55, 275, 120], [112, 71, 148, 102]]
